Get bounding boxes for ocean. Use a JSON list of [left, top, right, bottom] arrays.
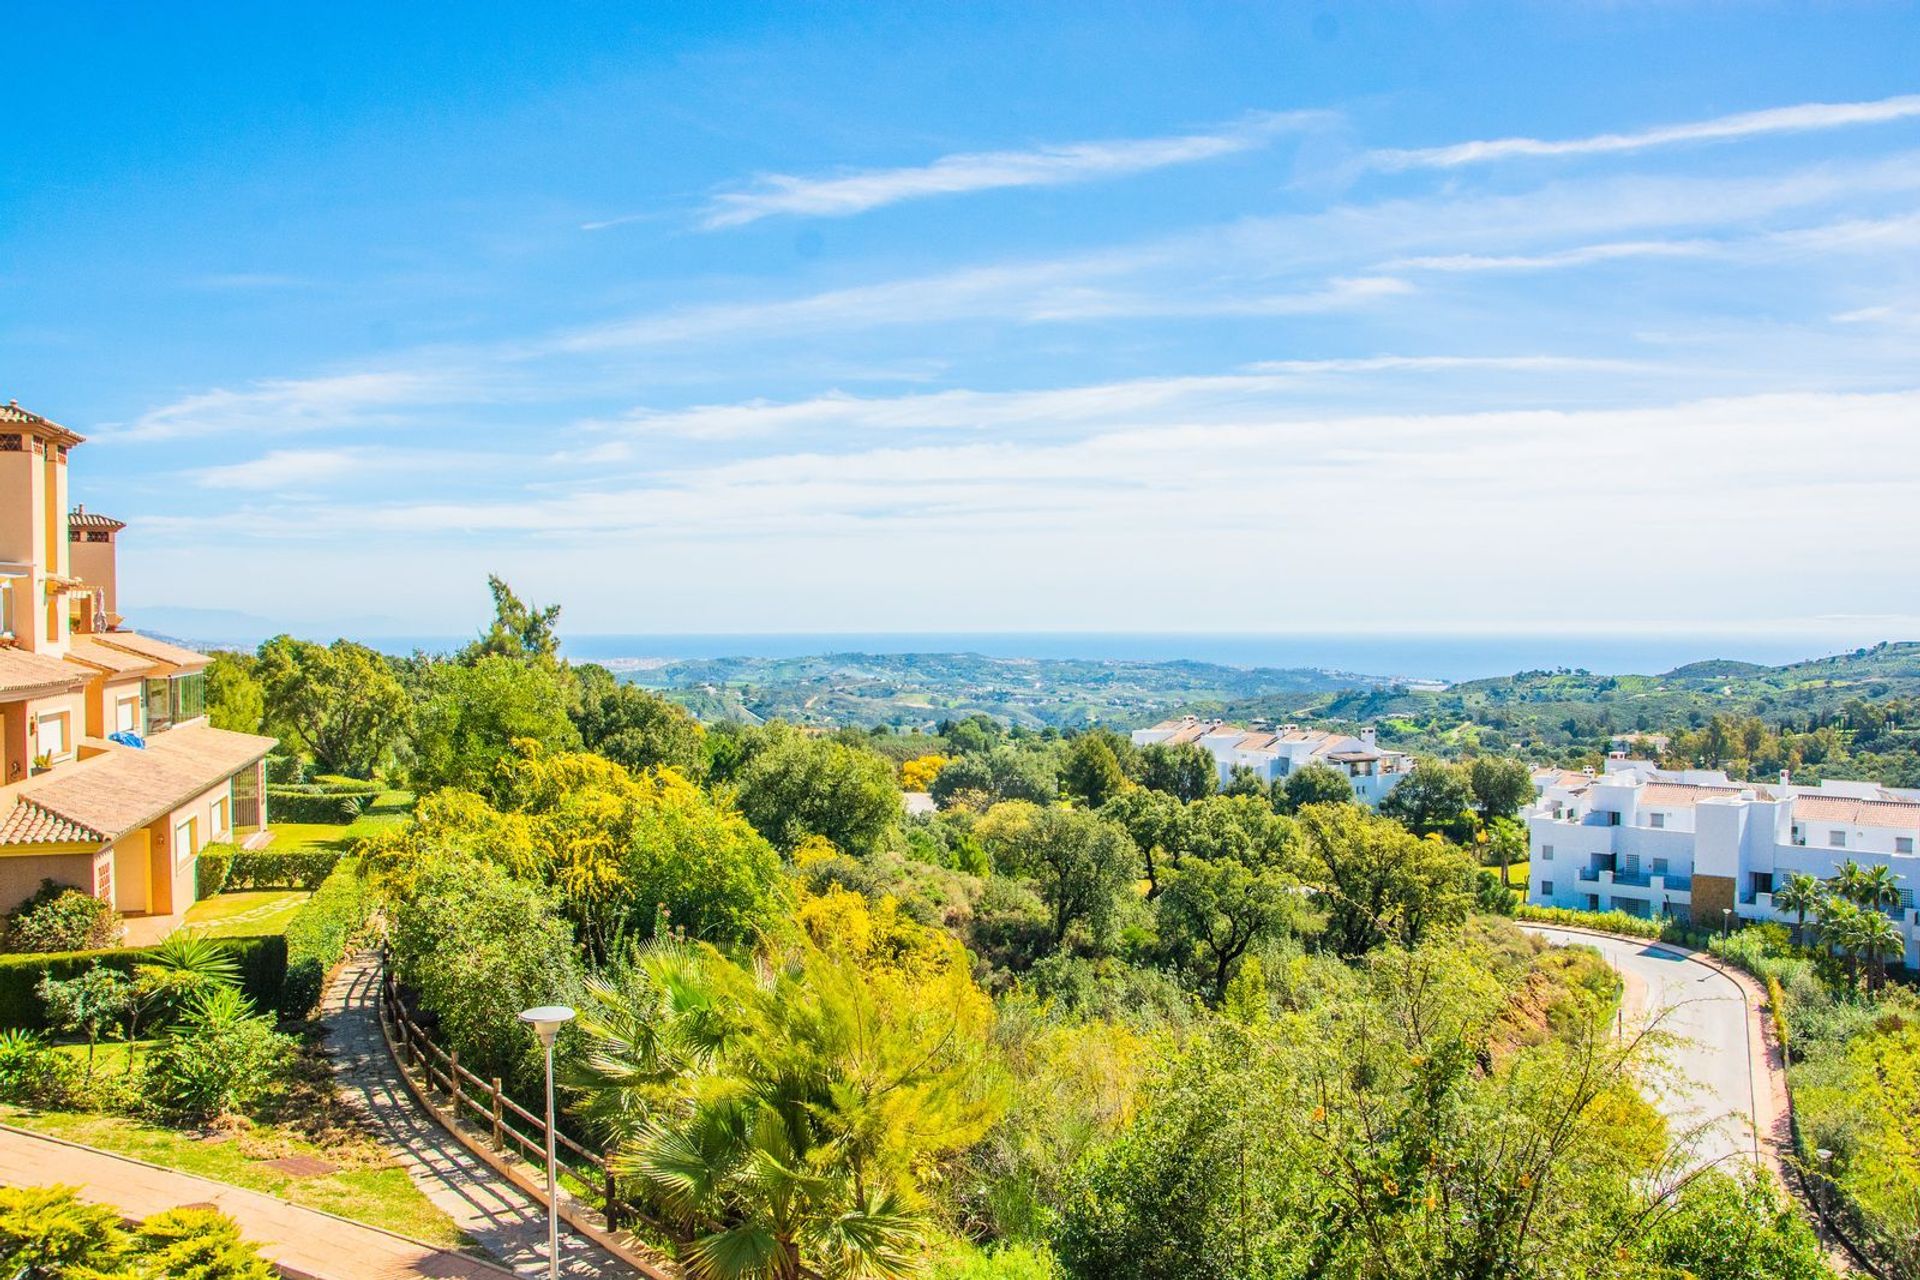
[[349, 630, 1901, 684]]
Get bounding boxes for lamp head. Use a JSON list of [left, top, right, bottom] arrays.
[[518, 1004, 575, 1044]]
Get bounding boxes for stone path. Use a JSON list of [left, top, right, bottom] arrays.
[[0, 1123, 517, 1280], [321, 951, 636, 1279]]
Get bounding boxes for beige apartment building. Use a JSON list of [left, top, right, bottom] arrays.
[[0, 401, 274, 930]]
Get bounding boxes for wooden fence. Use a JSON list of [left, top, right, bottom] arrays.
[[378, 959, 636, 1230]]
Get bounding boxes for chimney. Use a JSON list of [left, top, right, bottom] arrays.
[[1581, 765, 1595, 777], [1360, 726, 1377, 749], [1780, 769, 1790, 790]]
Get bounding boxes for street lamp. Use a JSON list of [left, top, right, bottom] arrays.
[[520, 1004, 576, 1280], [1722, 907, 1732, 937]]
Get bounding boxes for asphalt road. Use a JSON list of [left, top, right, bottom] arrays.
[[1520, 926, 1759, 1171]]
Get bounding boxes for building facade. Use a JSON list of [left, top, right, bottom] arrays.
[[0, 401, 275, 930], [1526, 757, 1920, 967], [1131, 715, 1411, 805]]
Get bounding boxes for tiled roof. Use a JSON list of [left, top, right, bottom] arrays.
[[1638, 781, 1746, 808], [0, 647, 89, 697], [0, 724, 275, 848], [1792, 794, 1920, 832], [1236, 732, 1279, 750], [0, 401, 84, 446], [93, 631, 208, 671], [1165, 721, 1215, 745], [67, 508, 125, 532], [0, 797, 107, 846], [64, 636, 156, 677]]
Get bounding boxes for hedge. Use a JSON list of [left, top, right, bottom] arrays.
[[228, 849, 343, 891], [279, 857, 371, 1019], [1514, 904, 1670, 940], [266, 786, 376, 824], [0, 935, 288, 1032]]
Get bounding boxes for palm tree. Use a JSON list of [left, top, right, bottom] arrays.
[[1773, 872, 1826, 947], [1852, 863, 1903, 914], [1854, 911, 1907, 991], [1814, 896, 1865, 990], [1831, 859, 1874, 907], [575, 941, 1003, 1280]]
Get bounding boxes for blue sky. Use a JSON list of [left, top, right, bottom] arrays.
[[7, 3, 1920, 644]]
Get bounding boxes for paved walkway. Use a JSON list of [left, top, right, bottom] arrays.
[[321, 951, 636, 1279], [0, 1124, 517, 1280]]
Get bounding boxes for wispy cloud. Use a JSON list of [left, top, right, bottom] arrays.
[[688, 110, 1329, 229], [1384, 239, 1717, 273], [120, 369, 488, 441], [1370, 93, 1920, 171], [194, 448, 365, 489]]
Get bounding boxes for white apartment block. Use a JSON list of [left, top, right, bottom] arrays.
[[1131, 715, 1411, 806], [1527, 757, 1920, 968]]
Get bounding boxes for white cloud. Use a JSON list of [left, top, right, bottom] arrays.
[[121, 370, 480, 441], [1370, 93, 1920, 171], [689, 110, 1329, 229], [1384, 239, 1717, 273], [193, 449, 364, 490]]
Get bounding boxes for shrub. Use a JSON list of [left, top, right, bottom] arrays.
[[266, 786, 373, 824], [0, 936, 286, 1032], [147, 987, 293, 1120], [5, 880, 124, 952], [223, 847, 343, 891], [0, 1028, 76, 1106], [197, 845, 236, 897], [0, 1184, 126, 1274], [265, 753, 308, 784], [133, 1205, 275, 1279], [279, 857, 371, 1018], [1514, 904, 1667, 940]]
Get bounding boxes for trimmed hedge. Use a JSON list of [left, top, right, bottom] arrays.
[[267, 786, 375, 824], [226, 849, 343, 891], [279, 857, 371, 1019], [197, 847, 235, 898], [0, 935, 288, 1032]]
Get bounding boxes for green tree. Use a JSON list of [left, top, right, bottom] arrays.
[[941, 714, 1006, 756], [1219, 764, 1268, 802], [572, 664, 708, 780], [734, 726, 900, 856], [1295, 804, 1475, 956], [1061, 733, 1129, 809], [1158, 857, 1306, 1003], [1484, 815, 1527, 889], [1137, 742, 1216, 804], [146, 987, 293, 1121], [576, 941, 1003, 1280], [1278, 762, 1351, 812], [1467, 755, 1534, 823], [1773, 871, 1826, 946], [35, 965, 132, 1084], [204, 650, 265, 734], [1640, 1171, 1833, 1280], [989, 807, 1139, 951], [1378, 757, 1477, 839], [255, 634, 410, 777], [1098, 788, 1182, 898], [929, 744, 1058, 811], [460, 574, 563, 662], [410, 654, 582, 798]]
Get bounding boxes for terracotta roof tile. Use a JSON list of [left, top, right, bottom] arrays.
[[1637, 781, 1746, 808], [64, 636, 157, 677], [0, 401, 84, 446], [1792, 794, 1920, 831], [0, 797, 106, 846], [93, 631, 208, 671], [0, 724, 275, 848], [67, 508, 125, 532], [0, 647, 89, 697]]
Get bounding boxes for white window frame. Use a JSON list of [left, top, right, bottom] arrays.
[[210, 796, 230, 839], [1829, 829, 1847, 849], [35, 711, 71, 761], [115, 696, 140, 734], [1540, 844, 1554, 862], [1648, 812, 1666, 829], [1896, 836, 1914, 855], [173, 816, 198, 863]]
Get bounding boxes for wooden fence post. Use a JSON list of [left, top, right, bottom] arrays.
[[490, 1078, 504, 1151], [449, 1050, 461, 1113], [605, 1169, 621, 1230]]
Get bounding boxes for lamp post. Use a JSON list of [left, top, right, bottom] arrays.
[[520, 1004, 576, 1280], [1722, 907, 1732, 938]]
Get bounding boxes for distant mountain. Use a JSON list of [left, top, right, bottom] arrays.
[[628, 650, 1397, 730]]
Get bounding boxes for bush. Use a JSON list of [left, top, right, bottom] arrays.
[[197, 846, 236, 897], [147, 987, 294, 1120], [5, 880, 124, 953], [266, 786, 373, 824], [0, 1028, 76, 1106], [279, 857, 371, 1018], [223, 848, 343, 891], [265, 753, 309, 784], [1514, 904, 1668, 940], [0, 936, 286, 1032]]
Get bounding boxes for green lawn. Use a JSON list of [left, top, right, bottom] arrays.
[[262, 822, 354, 855], [1504, 860, 1529, 887], [2, 1104, 468, 1248], [184, 890, 311, 937]]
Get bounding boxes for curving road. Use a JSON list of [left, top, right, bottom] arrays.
[[1520, 926, 1761, 1171]]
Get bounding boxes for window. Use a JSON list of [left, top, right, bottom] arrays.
[[1540, 844, 1554, 862], [1541, 880, 1554, 896], [1652, 857, 1669, 875], [115, 696, 139, 734], [172, 672, 207, 722], [35, 711, 70, 760], [1898, 837, 1915, 855], [1648, 812, 1666, 829], [1829, 830, 1847, 849], [211, 796, 230, 838], [1604, 811, 1622, 827], [173, 816, 198, 861]]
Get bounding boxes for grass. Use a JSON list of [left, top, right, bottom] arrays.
[[262, 822, 354, 855], [1, 1103, 469, 1249], [184, 890, 311, 938], [1504, 860, 1530, 887]]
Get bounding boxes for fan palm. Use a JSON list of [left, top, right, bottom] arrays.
[[1851, 862, 1903, 913], [576, 941, 1003, 1280], [1813, 896, 1865, 989], [1853, 911, 1907, 991], [1772, 872, 1825, 947]]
